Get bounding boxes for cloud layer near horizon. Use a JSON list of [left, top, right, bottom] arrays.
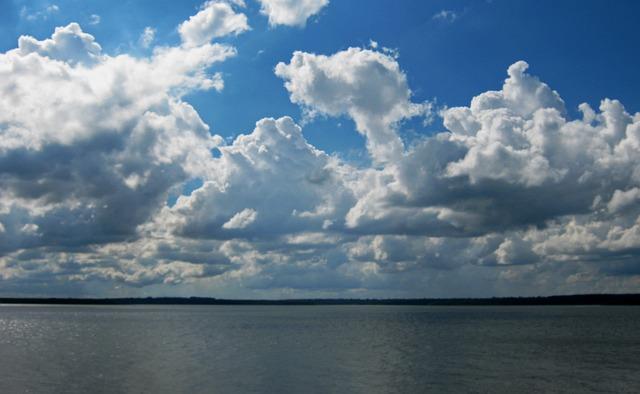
[[1, 4, 639, 297]]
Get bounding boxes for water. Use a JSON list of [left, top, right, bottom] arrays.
[[0, 305, 638, 393]]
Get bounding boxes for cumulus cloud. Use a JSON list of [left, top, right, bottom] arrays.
[[339, 59, 640, 293], [275, 47, 428, 164], [17, 23, 103, 66], [0, 7, 236, 277], [258, 0, 328, 27], [179, 1, 249, 47], [154, 116, 355, 240], [142, 57, 639, 295], [344, 61, 638, 239], [608, 188, 640, 213]]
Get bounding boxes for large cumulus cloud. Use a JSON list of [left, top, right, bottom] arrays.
[[272, 50, 640, 295], [275, 48, 428, 164], [153, 116, 355, 240], [0, 5, 246, 290], [343, 61, 640, 239]]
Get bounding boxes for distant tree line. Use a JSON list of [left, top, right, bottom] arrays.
[[0, 294, 639, 306]]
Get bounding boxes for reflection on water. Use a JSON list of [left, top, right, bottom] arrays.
[[0, 305, 638, 393]]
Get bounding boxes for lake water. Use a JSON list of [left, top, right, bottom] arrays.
[[0, 305, 638, 393]]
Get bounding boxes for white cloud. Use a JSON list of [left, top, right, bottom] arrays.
[[275, 47, 429, 164], [344, 61, 637, 237], [0, 15, 234, 261], [608, 188, 640, 213], [179, 1, 249, 47], [17, 23, 102, 66], [432, 10, 458, 23], [20, 4, 59, 21], [20, 224, 39, 235], [154, 116, 355, 240], [161, 56, 640, 295], [139, 26, 156, 48], [258, 0, 328, 27], [223, 208, 258, 229], [89, 14, 101, 25]]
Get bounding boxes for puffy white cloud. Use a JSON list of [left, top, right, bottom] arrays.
[[345, 60, 640, 241], [608, 188, 640, 213], [481, 61, 565, 117], [0, 15, 234, 262], [346, 235, 487, 272], [275, 47, 428, 164], [136, 55, 640, 295], [155, 116, 355, 240], [17, 23, 102, 66], [258, 0, 328, 27], [179, 1, 249, 47], [494, 236, 538, 266]]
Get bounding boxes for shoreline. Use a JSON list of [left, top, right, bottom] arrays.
[[1, 294, 639, 306]]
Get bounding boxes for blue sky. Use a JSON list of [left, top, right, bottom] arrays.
[[1, 0, 640, 298]]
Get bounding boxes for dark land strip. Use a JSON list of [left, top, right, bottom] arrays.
[[1, 294, 640, 306]]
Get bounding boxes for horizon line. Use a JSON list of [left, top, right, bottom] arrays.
[[1, 293, 639, 306]]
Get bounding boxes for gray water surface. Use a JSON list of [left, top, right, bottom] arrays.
[[0, 305, 638, 393]]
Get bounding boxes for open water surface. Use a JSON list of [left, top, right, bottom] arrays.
[[0, 305, 638, 393]]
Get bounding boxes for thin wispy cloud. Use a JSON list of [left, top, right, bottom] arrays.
[[89, 14, 101, 25], [432, 9, 458, 23], [20, 4, 59, 21], [139, 26, 156, 48]]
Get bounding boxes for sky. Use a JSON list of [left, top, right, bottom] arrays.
[[1, 0, 640, 298]]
